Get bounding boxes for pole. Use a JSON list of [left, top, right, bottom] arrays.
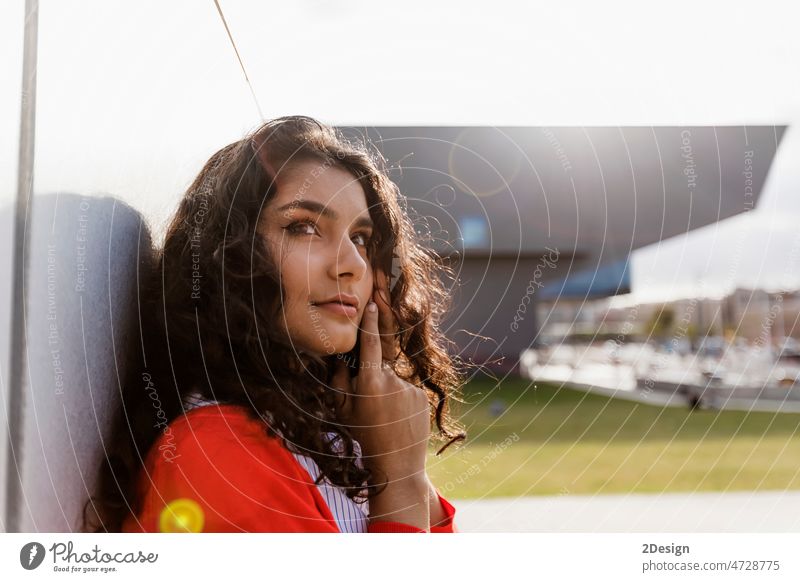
[[4, 0, 39, 533]]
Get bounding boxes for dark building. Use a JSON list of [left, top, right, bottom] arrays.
[[339, 126, 785, 373]]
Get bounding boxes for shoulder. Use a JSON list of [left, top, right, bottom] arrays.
[[126, 404, 337, 532], [171, 402, 269, 434], [161, 403, 278, 448], [149, 404, 302, 482]]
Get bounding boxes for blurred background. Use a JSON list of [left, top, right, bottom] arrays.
[[2, 0, 799, 532]]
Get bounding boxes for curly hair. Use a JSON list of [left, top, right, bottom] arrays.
[[82, 115, 467, 532]]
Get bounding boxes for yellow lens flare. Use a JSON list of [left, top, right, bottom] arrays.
[[159, 498, 205, 533]]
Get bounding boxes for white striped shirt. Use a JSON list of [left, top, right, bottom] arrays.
[[182, 394, 369, 533], [291, 442, 369, 533]]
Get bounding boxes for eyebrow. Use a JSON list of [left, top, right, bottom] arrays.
[[276, 199, 374, 229]]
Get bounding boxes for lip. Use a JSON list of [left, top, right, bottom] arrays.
[[314, 302, 358, 318], [313, 293, 359, 309], [311, 293, 360, 319]]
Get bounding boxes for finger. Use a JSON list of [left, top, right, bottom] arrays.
[[373, 287, 399, 360], [373, 269, 401, 360], [359, 301, 382, 377]]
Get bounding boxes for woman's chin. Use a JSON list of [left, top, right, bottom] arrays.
[[332, 337, 357, 355], [309, 336, 356, 357]]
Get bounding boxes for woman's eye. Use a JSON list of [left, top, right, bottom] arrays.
[[284, 221, 371, 246], [352, 232, 371, 246], [284, 220, 317, 236]]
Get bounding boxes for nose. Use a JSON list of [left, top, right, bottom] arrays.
[[329, 235, 368, 281]]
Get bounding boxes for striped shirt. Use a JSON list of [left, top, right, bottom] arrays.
[[291, 442, 369, 533]]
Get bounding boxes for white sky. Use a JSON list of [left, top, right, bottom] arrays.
[[2, 0, 799, 303]]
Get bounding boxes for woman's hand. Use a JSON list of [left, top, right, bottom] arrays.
[[331, 268, 431, 529]]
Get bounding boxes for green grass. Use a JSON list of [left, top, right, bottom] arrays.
[[427, 375, 800, 498]]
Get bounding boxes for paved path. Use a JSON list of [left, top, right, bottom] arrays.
[[450, 491, 800, 532]]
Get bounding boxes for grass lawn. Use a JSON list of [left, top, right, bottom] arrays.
[[426, 375, 800, 498]]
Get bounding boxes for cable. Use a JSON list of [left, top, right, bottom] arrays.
[[213, 0, 265, 121]]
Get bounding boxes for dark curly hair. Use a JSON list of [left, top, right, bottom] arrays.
[[82, 115, 467, 532]]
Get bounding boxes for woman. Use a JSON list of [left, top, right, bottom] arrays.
[[83, 115, 466, 533]]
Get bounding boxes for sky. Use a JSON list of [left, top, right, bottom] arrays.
[[2, 0, 799, 304]]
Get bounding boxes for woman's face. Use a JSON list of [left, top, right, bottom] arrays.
[[258, 159, 375, 357]]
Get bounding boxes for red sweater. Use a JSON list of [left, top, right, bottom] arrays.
[[122, 404, 456, 533]]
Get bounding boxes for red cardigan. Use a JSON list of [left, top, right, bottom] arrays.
[[122, 404, 456, 533]]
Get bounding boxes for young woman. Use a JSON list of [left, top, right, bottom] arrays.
[[83, 115, 467, 533]]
